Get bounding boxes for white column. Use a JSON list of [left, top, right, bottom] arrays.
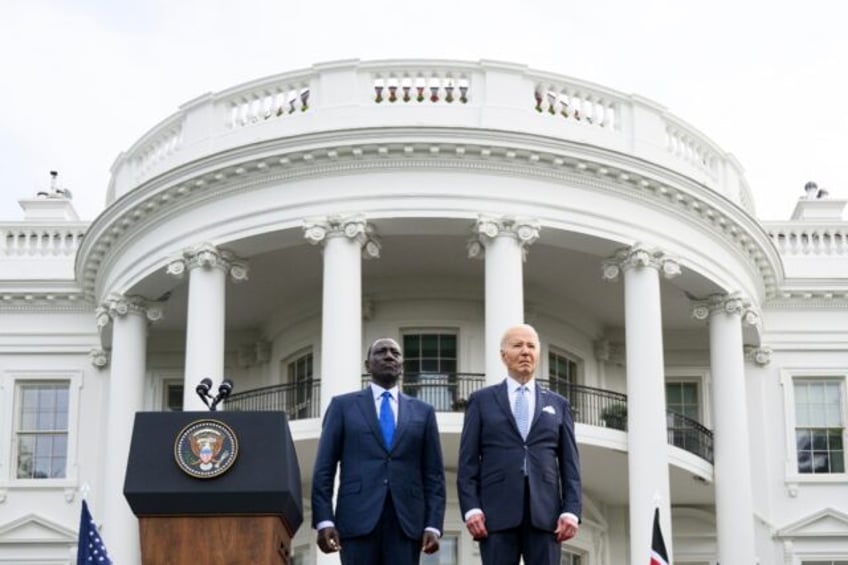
[[693, 294, 759, 564], [97, 295, 162, 565], [304, 216, 380, 415], [468, 215, 540, 385], [603, 245, 680, 564], [166, 243, 248, 410]]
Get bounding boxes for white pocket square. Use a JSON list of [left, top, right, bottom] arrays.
[[542, 406, 556, 415]]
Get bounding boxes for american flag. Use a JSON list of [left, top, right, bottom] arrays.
[[77, 500, 113, 564], [650, 508, 670, 565]]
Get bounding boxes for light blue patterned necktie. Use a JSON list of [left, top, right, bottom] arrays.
[[514, 385, 529, 440], [379, 391, 395, 449]]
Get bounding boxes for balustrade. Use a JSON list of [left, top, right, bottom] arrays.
[[229, 373, 713, 462], [106, 60, 752, 217], [1, 226, 86, 256], [767, 224, 848, 255], [532, 82, 620, 129]]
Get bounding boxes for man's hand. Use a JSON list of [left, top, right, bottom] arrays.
[[465, 512, 488, 540], [316, 527, 341, 553], [422, 531, 440, 554], [554, 515, 579, 543]]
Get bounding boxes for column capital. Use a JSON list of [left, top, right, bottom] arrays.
[[690, 293, 759, 326], [89, 348, 110, 369], [467, 215, 540, 259], [744, 345, 772, 366], [303, 215, 381, 259], [96, 293, 164, 327], [601, 244, 681, 282], [166, 242, 250, 282]]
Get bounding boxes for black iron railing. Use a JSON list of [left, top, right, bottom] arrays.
[[227, 374, 713, 462], [362, 372, 486, 412], [226, 379, 321, 420], [666, 410, 713, 462]]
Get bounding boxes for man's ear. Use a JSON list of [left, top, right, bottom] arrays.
[[364, 359, 371, 373]]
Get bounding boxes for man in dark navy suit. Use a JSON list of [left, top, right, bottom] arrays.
[[311, 337, 446, 564], [458, 324, 582, 564]]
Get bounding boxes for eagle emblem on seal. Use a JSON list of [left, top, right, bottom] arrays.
[[174, 419, 239, 479]]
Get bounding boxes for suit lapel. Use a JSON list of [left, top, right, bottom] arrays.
[[494, 379, 522, 438], [355, 388, 386, 450], [390, 393, 413, 451], [530, 385, 545, 434]]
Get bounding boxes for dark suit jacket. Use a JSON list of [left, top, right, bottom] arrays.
[[457, 380, 581, 532], [311, 388, 446, 540]]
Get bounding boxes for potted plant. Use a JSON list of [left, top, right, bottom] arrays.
[[452, 397, 469, 411], [602, 403, 627, 430]]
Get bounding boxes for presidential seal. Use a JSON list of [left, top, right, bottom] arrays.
[[174, 419, 239, 479]]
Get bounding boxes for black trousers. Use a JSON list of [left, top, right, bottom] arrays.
[[479, 479, 561, 565], [340, 492, 420, 565]]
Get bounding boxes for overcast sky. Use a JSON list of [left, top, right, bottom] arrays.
[[1, 0, 846, 222]]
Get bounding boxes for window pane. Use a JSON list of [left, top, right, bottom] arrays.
[[831, 451, 845, 473], [812, 430, 829, 450], [829, 429, 844, 450], [166, 384, 184, 411], [666, 385, 681, 404], [16, 382, 70, 479], [421, 334, 439, 358], [440, 335, 457, 358], [16, 436, 35, 478], [403, 335, 420, 355], [441, 359, 457, 373]]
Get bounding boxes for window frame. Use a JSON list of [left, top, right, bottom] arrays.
[[0, 370, 81, 489], [151, 369, 186, 412], [665, 368, 711, 428], [400, 329, 459, 377], [781, 369, 848, 483], [284, 348, 315, 420]]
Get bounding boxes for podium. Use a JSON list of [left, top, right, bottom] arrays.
[[124, 411, 303, 564]]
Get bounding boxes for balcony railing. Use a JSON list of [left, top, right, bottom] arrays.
[[228, 374, 713, 462], [363, 372, 486, 412], [226, 379, 321, 420]]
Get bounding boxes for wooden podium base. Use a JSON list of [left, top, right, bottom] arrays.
[[139, 515, 291, 565]]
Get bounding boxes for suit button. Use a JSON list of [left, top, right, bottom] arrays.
[[383, 479, 388, 485]]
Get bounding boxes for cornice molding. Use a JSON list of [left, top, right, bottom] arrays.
[[76, 132, 783, 302], [0, 292, 91, 312]]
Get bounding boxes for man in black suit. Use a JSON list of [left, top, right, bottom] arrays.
[[457, 324, 581, 564], [311, 337, 446, 564]]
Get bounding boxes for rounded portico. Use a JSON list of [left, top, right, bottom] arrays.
[[75, 59, 780, 564]]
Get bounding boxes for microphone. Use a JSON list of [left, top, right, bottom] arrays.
[[210, 379, 234, 410], [195, 378, 235, 411], [195, 378, 213, 409]]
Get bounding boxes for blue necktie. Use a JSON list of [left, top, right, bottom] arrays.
[[514, 386, 529, 440], [379, 391, 395, 449]]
